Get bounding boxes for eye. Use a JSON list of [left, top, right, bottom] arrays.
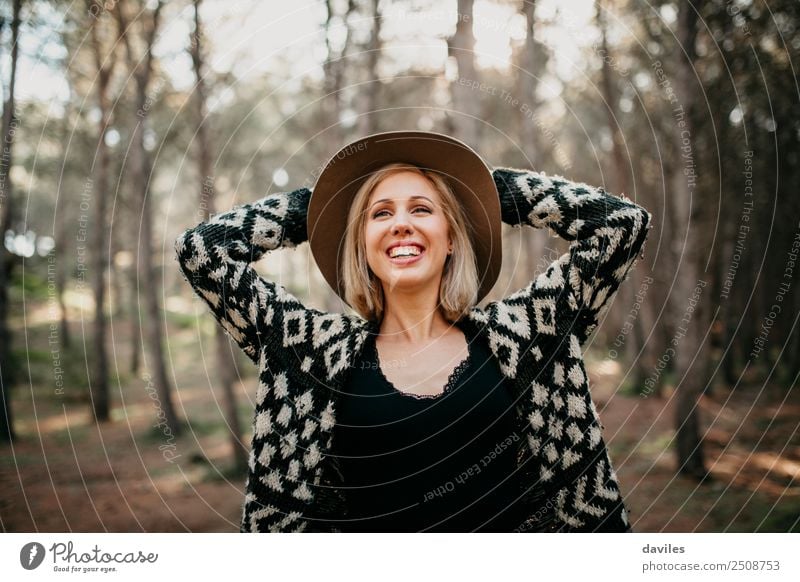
[[371, 206, 431, 219]]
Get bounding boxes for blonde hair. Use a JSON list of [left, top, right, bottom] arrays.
[[342, 163, 478, 323]]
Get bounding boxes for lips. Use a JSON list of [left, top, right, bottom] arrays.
[[385, 241, 426, 264]]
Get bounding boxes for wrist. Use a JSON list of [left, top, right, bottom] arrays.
[[282, 187, 312, 246], [493, 168, 532, 226]]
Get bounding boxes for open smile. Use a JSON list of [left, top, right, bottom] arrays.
[[386, 243, 426, 265]]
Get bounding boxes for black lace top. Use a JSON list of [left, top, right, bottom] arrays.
[[330, 323, 529, 532]]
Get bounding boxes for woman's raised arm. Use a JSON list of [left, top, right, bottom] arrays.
[[484, 168, 652, 532], [174, 187, 312, 364], [491, 167, 653, 346]]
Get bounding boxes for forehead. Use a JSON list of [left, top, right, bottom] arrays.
[[368, 171, 442, 204]]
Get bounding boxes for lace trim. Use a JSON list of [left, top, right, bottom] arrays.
[[371, 336, 472, 400]]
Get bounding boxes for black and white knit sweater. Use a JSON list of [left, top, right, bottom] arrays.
[[174, 167, 653, 532]]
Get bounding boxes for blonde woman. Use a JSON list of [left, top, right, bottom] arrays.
[[175, 131, 653, 532]]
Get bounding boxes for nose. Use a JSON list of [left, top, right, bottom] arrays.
[[390, 210, 414, 236]]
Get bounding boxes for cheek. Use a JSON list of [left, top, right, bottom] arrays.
[[363, 226, 382, 265], [364, 226, 376, 249], [433, 219, 451, 248]]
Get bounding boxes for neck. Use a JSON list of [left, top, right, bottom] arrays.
[[379, 284, 452, 344]]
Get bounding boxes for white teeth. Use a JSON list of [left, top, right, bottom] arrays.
[[388, 245, 422, 258]]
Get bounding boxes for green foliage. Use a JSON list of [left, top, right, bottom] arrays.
[[200, 460, 247, 483], [51, 425, 90, 446], [164, 309, 203, 331], [9, 264, 50, 302], [708, 490, 800, 533], [12, 344, 92, 403]]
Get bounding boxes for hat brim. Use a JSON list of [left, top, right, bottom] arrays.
[[307, 130, 501, 309]]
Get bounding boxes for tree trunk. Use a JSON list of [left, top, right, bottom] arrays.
[[110, 236, 124, 318], [671, 1, 707, 480], [55, 211, 70, 348], [136, 138, 179, 436], [128, 270, 140, 373], [88, 2, 118, 422], [125, 195, 140, 374], [596, 0, 646, 387], [629, 144, 661, 393], [0, 0, 22, 443], [191, 0, 246, 471], [447, 0, 480, 147], [356, 0, 381, 138], [322, 0, 354, 148], [319, 0, 355, 313], [509, 0, 549, 297], [116, 0, 180, 437], [789, 290, 800, 384], [517, 0, 540, 166]]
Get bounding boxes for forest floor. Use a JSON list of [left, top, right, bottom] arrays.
[[2, 309, 798, 533]]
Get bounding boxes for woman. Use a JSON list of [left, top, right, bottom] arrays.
[[175, 131, 653, 533]]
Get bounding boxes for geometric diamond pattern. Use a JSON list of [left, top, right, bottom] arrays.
[[532, 297, 557, 335]]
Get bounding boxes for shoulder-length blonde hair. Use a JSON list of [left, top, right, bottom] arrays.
[[341, 163, 478, 323]]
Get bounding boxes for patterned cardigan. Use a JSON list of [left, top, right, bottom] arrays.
[[174, 167, 653, 532]]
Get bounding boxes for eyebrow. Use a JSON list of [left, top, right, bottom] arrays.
[[368, 195, 435, 209]]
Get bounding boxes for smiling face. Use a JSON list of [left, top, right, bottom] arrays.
[[364, 171, 453, 297], [341, 163, 479, 323]]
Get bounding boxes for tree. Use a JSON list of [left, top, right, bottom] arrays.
[[671, 0, 707, 480], [114, 0, 181, 437], [508, 0, 548, 293], [323, 0, 354, 150], [0, 0, 22, 443], [317, 0, 356, 312], [447, 0, 480, 147], [356, 0, 382, 138], [86, 0, 121, 422], [190, 0, 246, 471], [595, 0, 650, 389]]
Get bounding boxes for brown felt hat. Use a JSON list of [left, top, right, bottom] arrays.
[[307, 130, 501, 306]]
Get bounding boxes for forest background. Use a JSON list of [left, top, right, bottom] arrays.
[[0, 0, 798, 532]]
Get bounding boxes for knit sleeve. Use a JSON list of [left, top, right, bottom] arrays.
[[174, 187, 312, 365], [491, 167, 652, 346], [479, 168, 647, 533]]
